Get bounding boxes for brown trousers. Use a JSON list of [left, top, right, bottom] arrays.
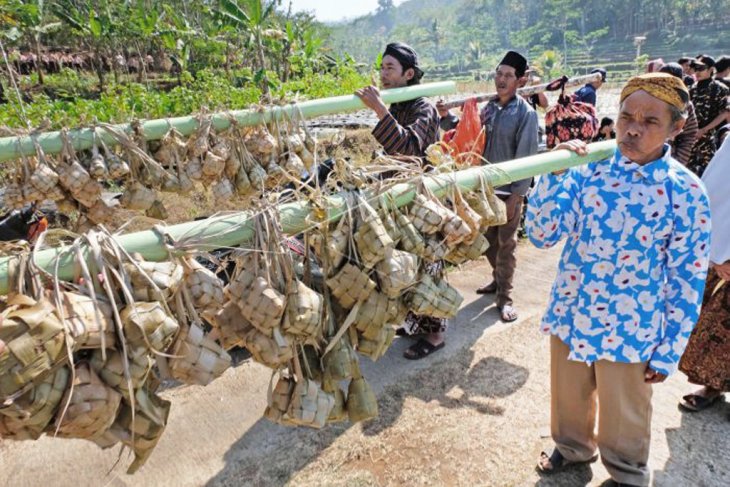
[[485, 197, 522, 308], [551, 336, 653, 486]]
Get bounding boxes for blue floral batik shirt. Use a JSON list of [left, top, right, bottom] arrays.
[[526, 146, 711, 376]]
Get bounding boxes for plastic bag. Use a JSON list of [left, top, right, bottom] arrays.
[[443, 97, 486, 166]]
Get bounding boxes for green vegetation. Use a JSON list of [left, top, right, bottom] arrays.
[[0, 0, 369, 129], [327, 0, 729, 80]]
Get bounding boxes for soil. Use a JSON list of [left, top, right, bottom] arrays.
[[2, 242, 728, 486]]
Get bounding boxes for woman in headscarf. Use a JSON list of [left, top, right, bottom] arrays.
[[679, 134, 730, 412]]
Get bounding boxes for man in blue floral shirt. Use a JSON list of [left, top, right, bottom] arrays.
[[528, 73, 711, 486]]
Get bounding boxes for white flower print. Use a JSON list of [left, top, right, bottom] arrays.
[[637, 290, 657, 312], [621, 345, 641, 362], [602, 332, 624, 351], [570, 337, 597, 358], [592, 261, 615, 279], [614, 293, 638, 316]]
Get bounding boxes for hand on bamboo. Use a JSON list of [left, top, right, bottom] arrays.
[[436, 99, 451, 118], [355, 86, 389, 120], [550, 140, 588, 175]]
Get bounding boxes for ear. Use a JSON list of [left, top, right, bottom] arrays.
[[404, 67, 415, 82], [669, 117, 686, 139]]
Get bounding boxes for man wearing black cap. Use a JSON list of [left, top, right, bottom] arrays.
[[659, 62, 699, 165], [678, 57, 696, 88], [688, 55, 729, 175], [355, 42, 439, 159], [573, 68, 606, 106], [438, 50, 538, 322], [356, 42, 446, 360], [715, 56, 730, 89]]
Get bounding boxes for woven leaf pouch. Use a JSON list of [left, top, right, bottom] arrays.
[[376, 248, 419, 298], [356, 326, 395, 361], [55, 291, 116, 350], [213, 301, 253, 349], [453, 188, 483, 244], [407, 274, 464, 319], [0, 366, 69, 440], [286, 378, 335, 429], [445, 233, 489, 265], [310, 217, 350, 273], [229, 273, 286, 336], [125, 260, 184, 303], [354, 197, 394, 269], [54, 362, 122, 440], [90, 348, 153, 394], [322, 379, 348, 424], [73, 179, 103, 208], [167, 322, 231, 386], [484, 183, 508, 226], [325, 263, 376, 309], [283, 280, 323, 339], [29, 161, 59, 194], [410, 194, 448, 234], [322, 335, 356, 382], [442, 210, 473, 248], [422, 235, 450, 262], [87, 198, 117, 225], [240, 324, 293, 369], [353, 292, 391, 340], [0, 295, 67, 400], [395, 209, 426, 257], [57, 159, 91, 194], [184, 258, 226, 324], [120, 181, 156, 211], [95, 387, 172, 474], [347, 376, 378, 423], [264, 375, 295, 423], [465, 187, 496, 231], [120, 302, 180, 360]]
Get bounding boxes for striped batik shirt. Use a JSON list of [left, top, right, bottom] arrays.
[[671, 101, 698, 166], [372, 97, 440, 158]]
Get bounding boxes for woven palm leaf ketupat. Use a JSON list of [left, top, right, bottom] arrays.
[[90, 348, 153, 394], [125, 261, 184, 303], [54, 291, 117, 350], [54, 362, 122, 439], [407, 273, 464, 319], [325, 263, 376, 309], [0, 295, 68, 400], [354, 197, 394, 269], [376, 248, 420, 298], [120, 302, 180, 360], [167, 322, 231, 386], [282, 280, 323, 339], [0, 366, 69, 440]]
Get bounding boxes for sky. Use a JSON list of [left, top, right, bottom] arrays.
[[287, 0, 406, 23]]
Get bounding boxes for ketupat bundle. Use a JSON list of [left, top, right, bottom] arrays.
[[166, 322, 231, 386], [0, 366, 69, 440], [406, 273, 464, 319], [54, 362, 122, 440], [0, 295, 68, 400], [376, 248, 420, 298], [354, 196, 393, 269], [55, 290, 117, 350], [325, 263, 376, 309], [283, 280, 323, 339], [120, 302, 180, 360], [125, 260, 184, 303]]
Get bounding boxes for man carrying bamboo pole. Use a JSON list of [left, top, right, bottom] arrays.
[[355, 43, 447, 360], [438, 51, 539, 323], [528, 73, 711, 486]]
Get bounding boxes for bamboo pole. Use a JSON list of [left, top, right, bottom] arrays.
[[442, 73, 601, 109], [0, 140, 617, 295], [0, 81, 457, 163]]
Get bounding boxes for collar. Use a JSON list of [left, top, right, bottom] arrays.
[[489, 95, 519, 110], [390, 97, 422, 110], [611, 144, 672, 183]]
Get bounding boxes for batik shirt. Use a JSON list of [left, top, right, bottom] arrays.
[[526, 146, 711, 375], [372, 97, 440, 158]]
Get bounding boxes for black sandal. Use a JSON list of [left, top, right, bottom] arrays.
[[403, 338, 445, 360], [537, 448, 598, 474], [679, 393, 722, 412]]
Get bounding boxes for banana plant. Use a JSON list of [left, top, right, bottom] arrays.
[[4, 0, 61, 85]]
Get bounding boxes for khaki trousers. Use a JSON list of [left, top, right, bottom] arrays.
[[485, 197, 522, 308], [551, 335, 653, 486]]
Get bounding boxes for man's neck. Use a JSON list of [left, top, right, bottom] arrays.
[[498, 94, 516, 107], [633, 147, 665, 166]]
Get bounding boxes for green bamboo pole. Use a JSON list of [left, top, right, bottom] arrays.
[[0, 81, 456, 163], [0, 140, 616, 295]]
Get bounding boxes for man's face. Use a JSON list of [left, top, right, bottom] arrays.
[[694, 64, 712, 81], [616, 90, 685, 164], [380, 55, 413, 89], [495, 65, 521, 99], [592, 78, 604, 89], [679, 62, 690, 74]]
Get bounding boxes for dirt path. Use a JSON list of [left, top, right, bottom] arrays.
[[1, 242, 728, 486]]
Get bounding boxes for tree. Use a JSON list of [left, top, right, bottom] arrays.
[[5, 0, 61, 85]]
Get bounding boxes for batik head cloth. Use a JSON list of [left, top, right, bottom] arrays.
[[620, 73, 689, 111]]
